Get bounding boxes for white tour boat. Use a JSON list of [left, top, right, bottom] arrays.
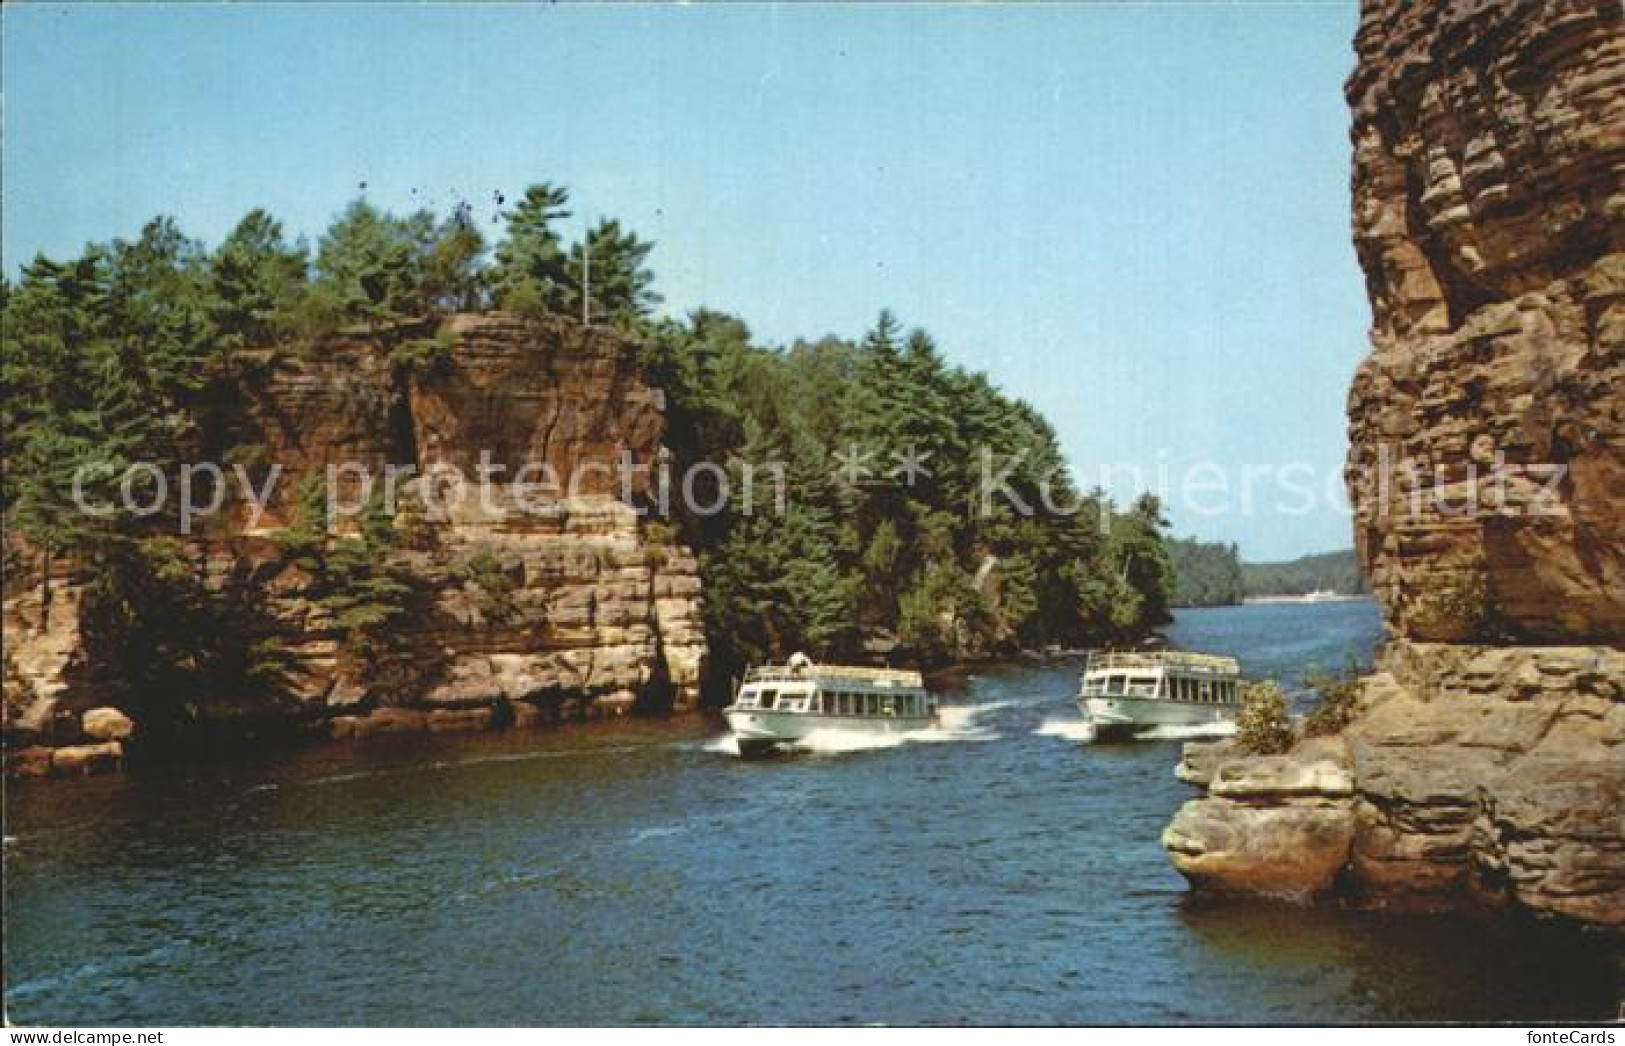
[[1077, 649, 1243, 739], [723, 652, 938, 758]]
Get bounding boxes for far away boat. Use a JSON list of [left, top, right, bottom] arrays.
[[723, 652, 938, 758], [1077, 649, 1242, 740]]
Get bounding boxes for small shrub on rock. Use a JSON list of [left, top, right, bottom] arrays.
[[1235, 680, 1294, 755], [1303, 665, 1362, 737]]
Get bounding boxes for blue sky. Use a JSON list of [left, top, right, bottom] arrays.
[[2, 2, 1368, 561]]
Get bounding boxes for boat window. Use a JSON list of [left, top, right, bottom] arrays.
[[822, 692, 834, 713], [881, 696, 895, 716], [865, 693, 878, 716], [1127, 676, 1157, 696], [1198, 682, 1211, 703], [760, 689, 778, 709], [1105, 674, 1127, 695]]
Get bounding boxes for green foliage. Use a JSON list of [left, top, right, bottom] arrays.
[[78, 537, 300, 743], [641, 518, 678, 569], [208, 208, 309, 350], [648, 306, 1178, 691], [569, 217, 660, 327], [1410, 560, 1490, 638], [1242, 548, 1370, 598], [490, 183, 573, 316], [3, 185, 1181, 717], [313, 200, 423, 335], [1303, 663, 1362, 737], [313, 199, 487, 338], [458, 548, 520, 628], [390, 331, 457, 377], [1108, 494, 1176, 628], [488, 185, 660, 328], [416, 202, 487, 313], [2, 221, 218, 565], [898, 560, 997, 665], [1235, 680, 1295, 755], [1167, 537, 1245, 607], [275, 479, 416, 668], [700, 505, 858, 672]]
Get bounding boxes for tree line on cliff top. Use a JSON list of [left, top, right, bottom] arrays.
[[3, 185, 1175, 719]]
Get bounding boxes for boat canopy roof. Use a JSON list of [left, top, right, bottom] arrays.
[[1083, 650, 1240, 678], [744, 653, 924, 690]]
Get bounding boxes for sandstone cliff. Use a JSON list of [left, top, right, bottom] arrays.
[[1164, 0, 1624, 931], [3, 314, 706, 772]]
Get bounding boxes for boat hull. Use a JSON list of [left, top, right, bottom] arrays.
[[1078, 695, 1236, 739], [723, 708, 935, 756]]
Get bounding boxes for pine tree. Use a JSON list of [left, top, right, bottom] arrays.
[[490, 183, 573, 316], [412, 202, 487, 313], [208, 208, 309, 350], [314, 200, 421, 337], [568, 218, 659, 327]]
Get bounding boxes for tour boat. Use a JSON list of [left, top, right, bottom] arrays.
[[1076, 649, 1242, 739], [723, 653, 938, 758]]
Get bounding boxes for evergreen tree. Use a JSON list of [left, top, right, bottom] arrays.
[[490, 183, 573, 316], [208, 208, 309, 350], [313, 199, 421, 336], [568, 218, 659, 327], [413, 202, 487, 313], [1167, 537, 1245, 607], [1108, 493, 1176, 627]]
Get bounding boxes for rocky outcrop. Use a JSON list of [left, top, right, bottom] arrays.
[[1164, 738, 1357, 900], [1168, 646, 1624, 925], [1343, 0, 1624, 642], [1165, 0, 1624, 932], [3, 314, 707, 771]]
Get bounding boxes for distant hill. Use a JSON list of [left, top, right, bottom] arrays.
[[1170, 544, 1373, 607], [1168, 538, 1245, 607], [1241, 549, 1370, 598]]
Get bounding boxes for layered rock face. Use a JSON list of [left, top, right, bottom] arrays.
[[1344, 0, 1624, 641], [3, 314, 706, 773], [1165, 0, 1624, 931]]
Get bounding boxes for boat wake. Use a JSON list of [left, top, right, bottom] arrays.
[[1032, 717, 1236, 743], [1139, 720, 1237, 741], [702, 734, 743, 756], [707, 701, 1006, 759], [1033, 718, 1097, 743]]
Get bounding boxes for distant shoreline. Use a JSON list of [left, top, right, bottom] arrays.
[[1170, 593, 1376, 609]]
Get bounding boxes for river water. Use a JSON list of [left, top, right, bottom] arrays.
[[5, 599, 1620, 1024]]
